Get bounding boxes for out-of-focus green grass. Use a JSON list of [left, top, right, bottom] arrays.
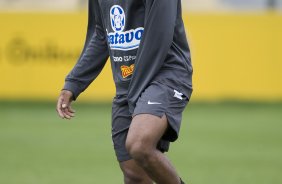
[[0, 102, 281, 184]]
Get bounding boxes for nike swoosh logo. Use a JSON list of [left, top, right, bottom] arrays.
[[148, 101, 162, 105]]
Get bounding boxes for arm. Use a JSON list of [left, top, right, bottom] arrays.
[[57, 0, 108, 119], [127, 0, 178, 113], [63, 0, 109, 100]]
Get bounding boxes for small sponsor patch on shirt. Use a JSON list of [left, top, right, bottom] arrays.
[[121, 64, 134, 78]]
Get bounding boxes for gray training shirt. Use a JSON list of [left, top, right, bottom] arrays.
[[63, 0, 193, 114]]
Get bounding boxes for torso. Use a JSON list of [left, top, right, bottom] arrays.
[[98, 0, 145, 82]]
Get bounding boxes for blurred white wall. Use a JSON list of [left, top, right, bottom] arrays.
[[0, 0, 86, 11], [182, 0, 281, 11], [0, 0, 281, 11], [278, 0, 282, 8]]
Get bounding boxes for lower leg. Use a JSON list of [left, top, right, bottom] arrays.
[[133, 148, 181, 184], [120, 159, 153, 184]]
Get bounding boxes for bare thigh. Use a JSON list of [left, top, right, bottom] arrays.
[[126, 114, 168, 152]]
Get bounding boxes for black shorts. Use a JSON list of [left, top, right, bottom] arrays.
[[112, 81, 190, 162]]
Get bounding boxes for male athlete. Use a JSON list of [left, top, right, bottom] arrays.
[[56, 0, 193, 183]]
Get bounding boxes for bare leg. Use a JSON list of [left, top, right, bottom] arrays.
[[120, 159, 153, 184], [126, 114, 181, 184]]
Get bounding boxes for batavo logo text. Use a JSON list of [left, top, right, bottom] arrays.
[[107, 5, 144, 51]]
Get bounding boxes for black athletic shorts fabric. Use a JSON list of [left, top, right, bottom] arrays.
[[112, 81, 190, 162]]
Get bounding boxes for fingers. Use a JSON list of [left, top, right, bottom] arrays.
[[62, 106, 75, 119], [59, 103, 75, 120], [68, 106, 76, 113], [56, 97, 65, 119], [62, 103, 67, 108], [56, 90, 75, 120]]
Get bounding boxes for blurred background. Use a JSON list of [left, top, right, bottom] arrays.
[[0, 0, 281, 184]]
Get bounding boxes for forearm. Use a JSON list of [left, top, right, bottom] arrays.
[[63, 0, 109, 100]]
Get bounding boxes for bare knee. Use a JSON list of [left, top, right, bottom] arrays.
[[126, 139, 155, 166], [126, 114, 167, 166]]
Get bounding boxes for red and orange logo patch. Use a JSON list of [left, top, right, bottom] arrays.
[[121, 64, 134, 78]]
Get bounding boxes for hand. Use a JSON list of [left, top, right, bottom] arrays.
[[56, 90, 75, 120]]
